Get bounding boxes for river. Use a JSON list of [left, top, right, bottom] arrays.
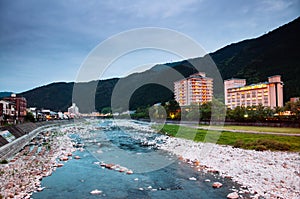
[[32, 119, 248, 198]]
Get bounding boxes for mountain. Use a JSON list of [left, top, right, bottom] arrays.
[[19, 17, 300, 112], [211, 17, 300, 99], [20, 82, 74, 111], [0, 92, 13, 99]]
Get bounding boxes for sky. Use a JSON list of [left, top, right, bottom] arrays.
[[0, 0, 299, 93]]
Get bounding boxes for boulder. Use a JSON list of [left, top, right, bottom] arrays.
[[227, 192, 239, 199], [212, 182, 223, 188]]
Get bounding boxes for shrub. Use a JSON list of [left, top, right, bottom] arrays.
[[253, 145, 268, 151], [0, 159, 8, 164], [233, 140, 244, 148], [246, 139, 291, 151]]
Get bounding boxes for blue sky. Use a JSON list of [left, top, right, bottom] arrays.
[[0, 0, 299, 93]]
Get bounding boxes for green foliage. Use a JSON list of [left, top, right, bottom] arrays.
[[25, 111, 35, 122], [131, 106, 150, 119], [101, 107, 112, 114], [226, 105, 275, 122], [284, 100, 300, 120], [180, 99, 225, 121], [0, 159, 8, 164], [163, 99, 181, 120]]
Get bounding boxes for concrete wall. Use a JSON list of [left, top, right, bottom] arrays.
[[0, 125, 54, 160], [0, 120, 76, 160]]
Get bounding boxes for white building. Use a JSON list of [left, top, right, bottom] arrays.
[[224, 75, 283, 109], [174, 72, 213, 106], [0, 100, 15, 116], [68, 103, 79, 117]]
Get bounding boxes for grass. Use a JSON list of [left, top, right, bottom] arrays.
[[155, 124, 300, 152], [221, 125, 300, 134]]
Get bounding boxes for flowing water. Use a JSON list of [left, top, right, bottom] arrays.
[[32, 120, 247, 199]]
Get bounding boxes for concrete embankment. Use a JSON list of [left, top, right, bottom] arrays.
[[0, 120, 76, 160]]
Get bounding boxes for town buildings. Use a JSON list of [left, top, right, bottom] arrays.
[[0, 100, 16, 125], [224, 75, 283, 109], [290, 97, 299, 103], [174, 72, 213, 106], [1, 94, 27, 123]]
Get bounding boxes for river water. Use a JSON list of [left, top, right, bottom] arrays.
[[32, 120, 247, 199]]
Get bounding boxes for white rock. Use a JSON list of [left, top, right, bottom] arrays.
[[212, 182, 223, 188], [227, 192, 239, 199], [90, 189, 102, 195]]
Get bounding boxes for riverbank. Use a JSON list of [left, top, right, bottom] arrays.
[[157, 136, 300, 199], [108, 120, 300, 198], [158, 124, 300, 151], [0, 123, 87, 198], [1, 119, 299, 198]]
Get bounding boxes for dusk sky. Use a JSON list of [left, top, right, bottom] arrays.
[[0, 0, 299, 93]]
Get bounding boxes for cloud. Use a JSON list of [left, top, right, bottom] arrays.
[[258, 0, 296, 12], [102, 0, 199, 19]]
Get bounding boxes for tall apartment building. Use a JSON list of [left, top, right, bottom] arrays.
[[224, 75, 283, 109], [174, 72, 213, 106]]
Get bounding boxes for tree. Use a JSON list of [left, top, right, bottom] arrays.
[[25, 112, 35, 122], [285, 100, 300, 120], [101, 107, 112, 114], [228, 106, 247, 122], [163, 100, 180, 120]]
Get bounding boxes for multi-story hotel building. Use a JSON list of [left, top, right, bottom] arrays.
[[224, 75, 283, 109], [174, 72, 213, 106]]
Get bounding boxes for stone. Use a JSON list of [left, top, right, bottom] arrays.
[[227, 192, 239, 199], [90, 189, 102, 195], [212, 182, 223, 188]]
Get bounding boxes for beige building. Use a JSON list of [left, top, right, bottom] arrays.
[[174, 72, 213, 106], [224, 75, 283, 109]]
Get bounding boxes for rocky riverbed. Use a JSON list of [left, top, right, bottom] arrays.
[[0, 124, 92, 199], [157, 137, 300, 199]]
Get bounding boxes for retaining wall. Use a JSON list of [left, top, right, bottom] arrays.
[[0, 120, 75, 160]]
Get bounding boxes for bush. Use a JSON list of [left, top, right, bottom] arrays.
[[0, 159, 8, 164], [233, 140, 244, 148], [233, 139, 291, 151], [246, 139, 291, 151], [253, 145, 268, 151]]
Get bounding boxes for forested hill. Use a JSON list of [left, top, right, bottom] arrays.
[[19, 17, 300, 112], [210, 16, 300, 98]]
